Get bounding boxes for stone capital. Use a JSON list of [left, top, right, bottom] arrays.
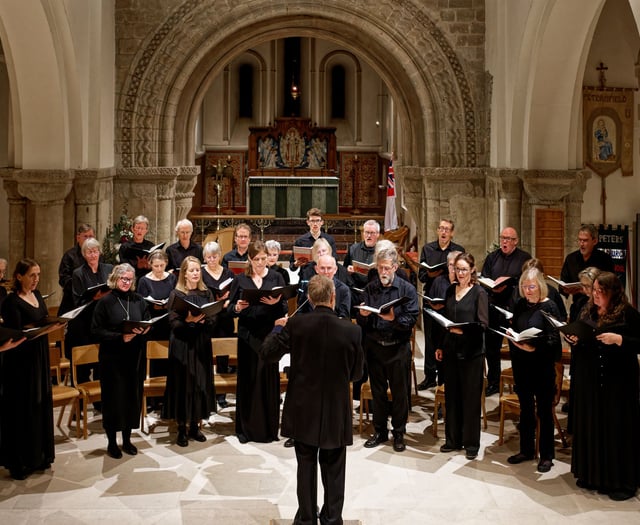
[[520, 169, 590, 204], [14, 169, 75, 204], [73, 168, 115, 205]]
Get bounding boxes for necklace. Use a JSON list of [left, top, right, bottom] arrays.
[[117, 296, 130, 320]]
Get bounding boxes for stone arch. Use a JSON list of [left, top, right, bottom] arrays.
[[318, 50, 362, 141], [116, 0, 481, 170]]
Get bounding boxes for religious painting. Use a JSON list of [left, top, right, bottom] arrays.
[[583, 87, 633, 177], [257, 130, 329, 169], [203, 151, 246, 212]]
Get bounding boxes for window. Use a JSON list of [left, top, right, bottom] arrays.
[[238, 64, 253, 119], [331, 65, 345, 119]]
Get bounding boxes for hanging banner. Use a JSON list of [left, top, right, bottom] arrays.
[[583, 87, 634, 178], [598, 224, 628, 288]]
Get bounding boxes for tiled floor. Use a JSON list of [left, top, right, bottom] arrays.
[[1, 330, 638, 524]]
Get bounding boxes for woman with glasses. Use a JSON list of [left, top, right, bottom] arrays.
[[228, 240, 288, 443], [567, 271, 640, 501], [505, 267, 562, 473], [435, 252, 488, 460], [92, 264, 150, 459]]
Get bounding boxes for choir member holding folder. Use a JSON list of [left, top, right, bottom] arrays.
[[92, 264, 150, 459], [137, 250, 176, 341], [68, 238, 113, 385], [505, 267, 561, 473], [228, 240, 288, 444], [164, 256, 217, 447], [435, 252, 487, 460], [118, 215, 158, 281], [566, 271, 640, 501], [0, 258, 63, 479]]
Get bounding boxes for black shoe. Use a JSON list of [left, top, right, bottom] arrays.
[[176, 429, 188, 447], [107, 443, 123, 459], [465, 450, 478, 460], [439, 443, 458, 453], [485, 383, 499, 396], [364, 432, 389, 448], [417, 379, 437, 390], [576, 479, 596, 490], [122, 442, 138, 456], [392, 433, 406, 452], [537, 459, 553, 473], [189, 426, 206, 443], [561, 402, 570, 413], [9, 467, 30, 480], [609, 489, 636, 501], [283, 437, 295, 448], [507, 452, 534, 464], [218, 399, 229, 409], [237, 433, 248, 444]]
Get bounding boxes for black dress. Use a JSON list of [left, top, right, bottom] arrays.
[[91, 289, 150, 432], [228, 270, 288, 442], [0, 291, 55, 475], [137, 272, 177, 341], [439, 283, 488, 455], [163, 288, 217, 424], [202, 266, 236, 337], [571, 303, 640, 495], [509, 298, 562, 461]]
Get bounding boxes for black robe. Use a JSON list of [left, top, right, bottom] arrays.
[[202, 266, 236, 337], [571, 303, 640, 493], [163, 288, 216, 424], [91, 289, 150, 431], [0, 291, 55, 473], [137, 272, 177, 341], [228, 270, 288, 442]]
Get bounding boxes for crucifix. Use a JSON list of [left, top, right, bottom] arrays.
[[597, 61, 608, 89]]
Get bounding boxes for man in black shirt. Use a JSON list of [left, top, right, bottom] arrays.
[[58, 223, 95, 315], [290, 208, 338, 272], [166, 218, 202, 271], [481, 227, 531, 396]]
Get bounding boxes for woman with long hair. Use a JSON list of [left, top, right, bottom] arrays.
[[228, 240, 288, 443], [568, 271, 640, 500], [164, 256, 217, 447]]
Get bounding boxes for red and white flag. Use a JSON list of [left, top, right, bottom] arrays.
[[384, 159, 398, 231]]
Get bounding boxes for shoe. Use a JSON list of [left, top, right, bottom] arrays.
[[417, 379, 437, 390], [576, 479, 596, 490], [465, 450, 478, 460], [392, 433, 406, 452], [122, 442, 138, 456], [561, 402, 570, 413], [176, 428, 188, 447], [218, 399, 229, 409], [364, 432, 389, 448], [439, 443, 459, 453], [283, 438, 295, 448], [37, 461, 51, 471], [485, 383, 499, 396], [537, 459, 553, 473], [507, 452, 534, 464], [9, 467, 30, 480], [189, 426, 206, 442], [237, 433, 248, 444], [107, 443, 123, 459], [609, 489, 635, 501]]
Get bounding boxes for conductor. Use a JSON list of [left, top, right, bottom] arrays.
[[261, 275, 364, 525]]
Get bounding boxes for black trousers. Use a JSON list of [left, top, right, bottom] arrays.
[[484, 328, 503, 386], [293, 441, 346, 525], [443, 353, 484, 454], [367, 342, 410, 434]]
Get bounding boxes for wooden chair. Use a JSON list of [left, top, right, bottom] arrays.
[[140, 340, 169, 434], [499, 367, 514, 396], [409, 326, 418, 396], [211, 337, 238, 396], [49, 345, 80, 433], [203, 226, 236, 255], [48, 306, 70, 384], [71, 344, 101, 439], [497, 361, 568, 452], [431, 381, 488, 438]]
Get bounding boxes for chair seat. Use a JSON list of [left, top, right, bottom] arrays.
[[215, 373, 238, 395], [52, 385, 80, 403], [77, 381, 101, 399]]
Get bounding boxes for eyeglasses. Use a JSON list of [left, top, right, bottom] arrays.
[[363, 231, 379, 236], [377, 264, 396, 273], [119, 277, 133, 284], [235, 235, 250, 239], [308, 219, 323, 223], [593, 287, 605, 295], [523, 285, 538, 291], [437, 226, 452, 232], [499, 236, 517, 242], [454, 267, 470, 273]]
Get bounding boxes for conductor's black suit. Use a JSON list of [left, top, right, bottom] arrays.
[[262, 305, 364, 525]]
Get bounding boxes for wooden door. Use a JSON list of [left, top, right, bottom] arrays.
[[535, 209, 564, 277]]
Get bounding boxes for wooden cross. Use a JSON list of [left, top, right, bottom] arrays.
[[597, 62, 608, 89]]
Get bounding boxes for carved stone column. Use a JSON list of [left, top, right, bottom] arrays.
[[0, 169, 27, 268], [175, 166, 200, 223], [73, 168, 115, 243], [16, 170, 75, 298]]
